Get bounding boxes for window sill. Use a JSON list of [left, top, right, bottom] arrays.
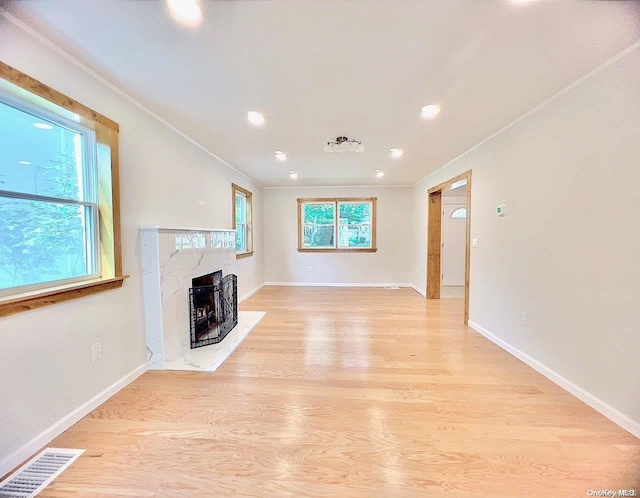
[[236, 251, 254, 259], [297, 248, 377, 253], [0, 276, 128, 318]]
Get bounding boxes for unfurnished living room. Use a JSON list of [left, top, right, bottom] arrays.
[[0, 0, 639, 496]]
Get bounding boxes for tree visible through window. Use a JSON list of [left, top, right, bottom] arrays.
[[338, 201, 371, 248], [0, 93, 98, 292], [298, 198, 377, 252], [302, 202, 335, 248], [0, 61, 123, 317]]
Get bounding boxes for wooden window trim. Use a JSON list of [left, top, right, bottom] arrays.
[[0, 62, 126, 317], [232, 183, 253, 258], [0, 277, 126, 318], [297, 197, 377, 253]]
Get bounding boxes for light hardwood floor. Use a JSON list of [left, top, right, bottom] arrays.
[[33, 287, 639, 496]]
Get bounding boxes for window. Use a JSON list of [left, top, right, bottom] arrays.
[[232, 183, 253, 257], [451, 207, 467, 219], [297, 197, 377, 252], [0, 95, 98, 292], [0, 62, 123, 317]]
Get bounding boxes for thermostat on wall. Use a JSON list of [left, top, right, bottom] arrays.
[[497, 204, 507, 217]]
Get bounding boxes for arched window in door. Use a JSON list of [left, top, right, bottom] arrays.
[[451, 207, 467, 219]]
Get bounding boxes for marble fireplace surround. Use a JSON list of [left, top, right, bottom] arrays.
[[140, 226, 238, 370]]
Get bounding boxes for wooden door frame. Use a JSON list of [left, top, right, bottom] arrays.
[[427, 170, 472, 324]]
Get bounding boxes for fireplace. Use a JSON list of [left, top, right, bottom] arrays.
[[189, 271, 238, 349]]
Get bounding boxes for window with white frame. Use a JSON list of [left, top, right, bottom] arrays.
[[232, 183, 253, 257], [0, 92, 100, 293], [298, 198, 377, 252], [0, 62, 123, 316]]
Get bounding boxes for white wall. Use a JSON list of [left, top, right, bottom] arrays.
[[0, 19, 264, 470], [410, 47, 640, 431], [264, 187, 412, 285], [441, 196, 467, 287]]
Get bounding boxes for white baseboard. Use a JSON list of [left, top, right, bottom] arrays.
[[467, 320, 640, 439], [411, 284, 427, 297], [239, 283, 265, 303], [0, 363, 148, 479], [264, 282, 413, 288]]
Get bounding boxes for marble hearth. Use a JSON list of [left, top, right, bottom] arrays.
[[140, 226, 237, 370]]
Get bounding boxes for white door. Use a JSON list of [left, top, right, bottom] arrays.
[[441, 203, 466, 286]]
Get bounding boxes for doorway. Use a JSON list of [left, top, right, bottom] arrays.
[[427, 170, 471, 324]]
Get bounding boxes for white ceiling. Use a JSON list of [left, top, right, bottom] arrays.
[[5, 0, 640, 187]]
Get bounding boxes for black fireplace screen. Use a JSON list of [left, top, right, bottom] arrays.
[[189, 273, 238, 348]]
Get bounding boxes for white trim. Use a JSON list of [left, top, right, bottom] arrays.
[[0, 8, 262, 189], [410, 284, 427, 297], [0, 363, 148, 479], [265, 282, 413, 288], [467, 321, 640, 440], [140, 226, 235, 233], [239, 283, 265, 303], [411, 39, 640, 187]]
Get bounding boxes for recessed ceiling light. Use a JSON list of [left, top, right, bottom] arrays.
[[247, 111, 265, 126], [420, 104, 441, 120], [33, 122, 53, 130], [167, 0, 202, 24], [374, 170, 385, 178], [18, 160, 32, 165], [288, 170, 298, 179], [390, 148, 403, 159], [275, 150, 287, 161]]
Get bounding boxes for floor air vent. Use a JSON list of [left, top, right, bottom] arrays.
[[0, 448, 84, 498]]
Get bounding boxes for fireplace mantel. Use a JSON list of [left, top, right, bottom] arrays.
[[141, 226, 237, 233], [140, 226, 237, 369]]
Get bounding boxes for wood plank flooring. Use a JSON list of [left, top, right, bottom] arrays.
[[35, 287, 640, 496]]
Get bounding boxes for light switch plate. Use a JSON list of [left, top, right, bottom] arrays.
[[91, 341, 103, 362]]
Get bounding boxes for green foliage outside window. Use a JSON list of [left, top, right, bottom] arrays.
[[303, 203, 335, 248], [0, 98, 95, 291], [301, 200, 373, 249]]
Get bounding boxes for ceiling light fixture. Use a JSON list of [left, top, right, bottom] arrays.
[[274, 150, 287, 161], [247, 111, 265, 126], [33, 123, 53, 130], [18, 160, 32, 165], [390, 148, 404, 158], [323, 136, 364, 153], [288, 170, 298, 179], [374, 170, 385, 178], [421, 104, 441, 120], [167, 0, 202, 24]]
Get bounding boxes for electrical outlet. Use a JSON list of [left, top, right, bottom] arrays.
[[92, 341, 103, 362], [521, 312, 528, 326], [308, 266, 312, 272]]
